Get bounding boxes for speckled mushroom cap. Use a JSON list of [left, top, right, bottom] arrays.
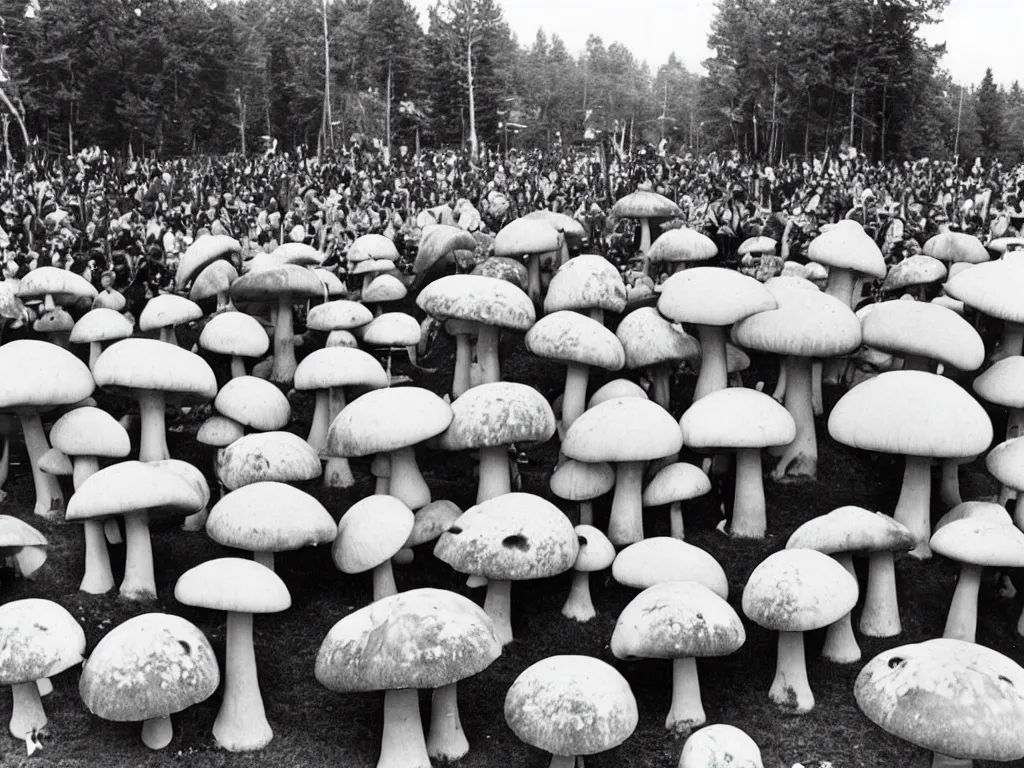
[[315, 587, 501, 692], [139, 294, 203, 333], [413, 225, 478, 274], [406, 500, 463, 548], [175, 557, 291, 613], [550, 459, 616, 501], [828, 371, 992, 458], [611, 581, 745, 660], [563, 397, 682, 463], [216, 431, 322, 490], [199, 311, 270, 358], [643, 463, 711, 506], [504, 655, 638, 757], [493, 217, 562, 257], [680, 388, 796, 450], [50, 406, 130, 458], [94, 339, 217, 404], [362, 273, 408, 303], [679, 724, 763, 768], [175, 234, 241, 288], [197, 415, 244, 447], [573, 525, 615, 572], [438, 382, 556, 451], [66, 461, 203, 521], [326, 387, 452, 457], [612, 190, 681, 219], [307, 300, 373, 332], [807, 222, 887, 277], [935, 501, 1014, 532], [924, 231, 990, 264], [741, 549, 858, 632], [0, 599, 85, 684], [79, 612, 219, 722], [207, 482, 336, 554], [587, 379, 649, 408], [881, 255, 947, 293], [987, 437, 1024, 490], [786, 506, 916, 555], [190, 260, 239, 302], [731, 283, 861, 358], [612, 537, 728, 598], [229, 263, 325, 303], [657, 267, 778, 326], [930, 518, 1024, 567], [294, 347, 389, 392], [525, 311, 626, 370], [348, 233, 399, 262], [356, 312, 421, 347], [0, 340, 94, 410], [854, 639, 1024, 761], [471, 257, 530, 291], [70, 308, 133, 344], [433, 493, 578, 580], [544, 255, 627, 315], [617, 307, 700, 369], [974, 356, 1024, 407], [737, 236, 777, 257], [860, 300, 984, 371], [417, 274, 536, 331], [944, 259, 1024, 322], [18, 266, 98, 304], [648, 227, 718, 265], [214, 376, 291, 431]]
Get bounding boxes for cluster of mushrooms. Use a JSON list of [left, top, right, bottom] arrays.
[[1, 196, 1024, 768]]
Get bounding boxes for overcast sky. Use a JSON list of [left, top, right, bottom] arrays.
[[410, 0, 1023, 88]]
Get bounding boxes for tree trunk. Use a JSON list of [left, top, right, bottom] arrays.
[[385, 60, 392, 166], [467, 38, 478, 162]]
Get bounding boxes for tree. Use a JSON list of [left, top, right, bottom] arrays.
[[976, 67, 1005, 157]]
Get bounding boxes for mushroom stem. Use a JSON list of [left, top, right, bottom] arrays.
[[860, 551, 901, 637], [254, 551, 275, 571], [214, 611, 273, 752], [771, 359, 787, 401], [1014, 495, 1024, 530], [694, 324, 728, 401], [35, 679, 51, 697], [141, 715, 173, 750], [638, 217, 653, 258], [998, 321, 1024, 360], [483, 577, 513, 646], [17, 409, 63, 520], [942, 563, 983, 643], [427, 683, 468, 761], [323, 391, 354, 487], [81, 519, 115, 594], [607, 460, 645, 546], [136, 389, 170, 462], [475, 324, 501, 385], [894, 454, 933, 560], [669, 501, 684, 539], [578, 500, 593, 526], [651, 366, 671, 411], [822, 554, 861, 663], [811, 360, 824, 416], [477, 445, 511, 504], [452, 333, 473, 398], [731, 448, 767, 539], [939, 459, 963, 508], [307, 390, 331, 454], [0, 436, 8, 497], [159, 327, 179, 346], [561, 570, 596, 622], [375, 472, 391, 496], [372, 559, 398, 602], [548, 756, 575, 768], [526, 255, 542, 307], [824, 266, 857, 310], [666, 656, 705, 734], [230, 356, 246, 379], [120, 511, 156, 601], [771, 355, 817, 481], [388, 447, 430, 511], [88, 341, 103, 372], [217, 293, 231, 312], [588, 308, 604, 326], [270, 295, 297, 385], [379, 688, 430, 768], [770, 630, 813, 713], [561, 363, 590, 433], [8, 681, 46, 741], [931, 754, 971, 768]]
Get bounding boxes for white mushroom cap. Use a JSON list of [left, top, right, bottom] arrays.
[[643, 463, 712, 506], [214, 376, 291, 431], [563, 397, 682, 463], [70, 308, 133, 344], [199, 312, 270, 358], [175, 557, 291, 613], [417, 274, 536, 332], [573, 524, 615, 572], [438, 382, 555, 450], [197, 415, 244, 447], [944, 258, 1024, 322], [612, 537, 728, 598], [612, 190, 681, 219], [550, 459, 616, 501], [860, 299, 984, 371], [18, 266, 98, 304], [924, 231, 990, 264], [50, 406, 130, 458], [974, 356, 1024, 408], [493, 217, 562, 256], [881, 255, 947, 292], [307, 300, 374, 332], [679, 724, 763, 768], [406, 500, 463, 548], [786, 506, 916, 554], [680, 388, 796, 450], [94, 339, 217, 404], [294, 347, 389, 392], [357, 312, 421, 347], [216, 431, 322, 490], [930, 518, 1024, 568], [807, 221, 886, 277], [327, 386, 452, 457], [189, 259, 239, 302], [333, 495, 415, 573], [935, 501, 1014, 532], [526, 310, 626, 370], [617, 307, 700, 369], [175, 234, 241, 289], [139, 294, 203, 333], [207, 482, 336, 554], [0, 599, 85, 684], [348, 233, 399, 262], [648, 227, 719, 265], [0, 340, 95, 410], [66, 461, 203, 522], [587, 378, 649, 408], [544, 255, 627, 315], [657, 267, 778, 326]]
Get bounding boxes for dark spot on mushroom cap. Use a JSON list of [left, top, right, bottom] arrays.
[[888, 656, 904, 669], [999, 675, 1014, 686], [179, 640, 191, 654], [502, 534, 529, 551], [448, 526, 463, 535], [577, 534, 588, 547]]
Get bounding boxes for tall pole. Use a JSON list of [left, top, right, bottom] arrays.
[[953, 84, 964, 160], [322, 0, 333, 153], [236, 89, 246, 155]]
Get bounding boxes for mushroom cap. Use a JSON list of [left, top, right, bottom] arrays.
[[199, 311, 270, 358], [563, 397, 682, 463], [544, 255, 627, 315], [70, 308, 133, 344], [617, 307, 700, 368], [438, 382, 555, 451], [50, 406, 131, 458], [313, 268, 347, 296], [315, 587, 501, 692], [433, 493, 578, 580], [417, 274, 535, 331], [785, 506, 916, 554], [149, 459, 211, 508], [294, 347, 389, 392], [270, 242, 325, 266], [326, 329, 359, 349], [932, 295, 965, 314], [39, 447, 72, 475], [613, 538, 728, 597], [356, 312, 421, 347], [731, 283, 861, 358], [973, 356, 1024, 408], [0, 515, 47, 548], [944, 258, 1024, 322], [525, 310, 626, 370], [94, 339, 217, 404], [0, 599, 85, 684], [216, 431, 322, 490], [175, 234, 241, 289], [362, 273, 407, 303], [351, 258, 397, 277], [587, 378, 649, 408], [214, 376, 291, 431], [197, 415, 244, 447], [229, 263, 325, 302], [924, 231, 990, 264], [66, 461, 203, 521], [326, 386, 452, 457], [881, 255, 947, 292], [643, 463, 711, 506], [611, 581, 745, 659], [612, 190, 681, 219], [189, 259, 239, 302], [471, 257, 530, 291], [493, 217, 562, 257], [550, 459, 616, 501], [860, 299, 984, 371], [79, 612, 219, 722], [175, 557, 291, 613], [987, 437, 1024, 489], [657, 267, 778, 326], [34, 307, 74, 334], [573, 524, 615, 572], [307, 300, 373, 332], [406, 500, 463, 548], [522, 209, 586, 241], [679, 724, 763, 768], [737, 236, 777, 257], [930, 517, 1024, 567], [18, 266, 98, 303], [0, 340, 95, 410], [680, 387, 796, 450], [935, 501, 1013, 532], [414, 224, 478, 274], [333, 494, 414, 573], [648, 227, 718, 264], [504, 655, 638, 756], [139, 294, 203, 332], [207, 482, 336, 554], [828, 371, 992, 458], [854, 638, 1024, 761], [348, 233, 399, 262], [741, 548, 858, 631], [807, 222, 887, 277]]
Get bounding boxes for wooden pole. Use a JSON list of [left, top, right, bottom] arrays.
[[953, 85, 964, 160]]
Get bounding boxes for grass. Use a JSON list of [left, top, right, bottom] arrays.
[[1, 330, 1023, 768]]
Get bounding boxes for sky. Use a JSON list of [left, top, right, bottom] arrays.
[[409, 0, 1024, 88]]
